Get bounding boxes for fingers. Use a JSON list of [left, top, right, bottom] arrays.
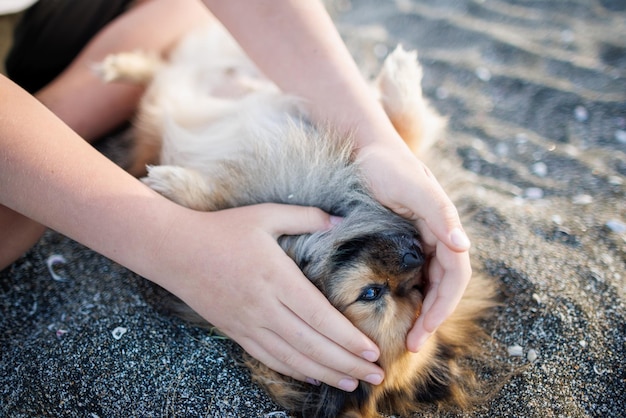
[[406, 242, 472, 352], [271, 253, 384, 388], [359, 144, 470, 254], [400, 162, 473, 352], [242, 336, 365, 392], [241, 294, 384, 391], [216, 204, 382, 391], [255, 203, 341, 237], [280, 273, 382, 361], [355, 144, 474, 353], [414, 164, 471, 253], [404, 165, 473, 351]]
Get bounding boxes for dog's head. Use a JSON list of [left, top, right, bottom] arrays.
[[276, 201, 435, 417], [313, 222, 424, 357], [282, 204, 425, 345]]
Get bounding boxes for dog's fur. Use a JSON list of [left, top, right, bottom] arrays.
[[99, 24, 496, 418]]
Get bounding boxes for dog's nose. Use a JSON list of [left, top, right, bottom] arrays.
[[402, 251, 423, 269]]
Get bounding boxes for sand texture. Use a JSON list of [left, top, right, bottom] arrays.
[[1, 1, 625, 417]]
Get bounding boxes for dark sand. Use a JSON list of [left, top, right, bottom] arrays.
[[1, 1, 625, 417]]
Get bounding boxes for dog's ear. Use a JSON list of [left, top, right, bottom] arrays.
[[301, 383, 372, 418], [301, 385, 345, 418]]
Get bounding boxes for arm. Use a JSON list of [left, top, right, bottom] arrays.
[[202, 0, 472, 351], [0, 74, 383, 391], [0, 0, 216, 267]]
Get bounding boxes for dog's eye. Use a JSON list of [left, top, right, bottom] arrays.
[[357, 285, 386, 302]]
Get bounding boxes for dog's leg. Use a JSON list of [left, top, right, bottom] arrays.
[[94, 51, 163, 85], [92, 51, 164, 177], [375, 46, 445, 156], [142, 165, 217, 211]]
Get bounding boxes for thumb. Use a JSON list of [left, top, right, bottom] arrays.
[[257, 203, 340, 237], [426, 202, 471, 253], [412, 172, 471, 253]]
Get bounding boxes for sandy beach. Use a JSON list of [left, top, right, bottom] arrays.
[[1, 1, 625, 417]]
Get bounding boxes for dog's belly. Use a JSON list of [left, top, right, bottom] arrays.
[[139, 26, 306, 175]]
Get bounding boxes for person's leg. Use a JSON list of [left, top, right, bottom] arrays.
[[1, 0, 213, 269], [2, 0, 135, 272], [36, 0, 213, 141], [6, 0, 136, 94], [0, 205, 46, 271]]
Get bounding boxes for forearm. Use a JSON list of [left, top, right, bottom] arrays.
[[203, 0, 401, 148], [0, 75, 180, 280]]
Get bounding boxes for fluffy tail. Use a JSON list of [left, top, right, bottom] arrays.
[[375, 45, 446, 156]]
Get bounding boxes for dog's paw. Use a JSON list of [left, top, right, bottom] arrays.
[[142, 165, 213, 210], [93, 51, 162, 84]]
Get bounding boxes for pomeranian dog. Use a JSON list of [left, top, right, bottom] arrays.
[[98, 23, 495, 418]]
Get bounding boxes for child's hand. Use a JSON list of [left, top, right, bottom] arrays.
[[154, 203, 385, 392], [356, 142, 472, 352]]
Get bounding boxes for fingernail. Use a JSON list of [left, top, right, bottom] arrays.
[[361, 350, 379, 362], [329, 215, 343, 226], [338, 378, 358, 392], [305, 377, 321, 386], [365, 373, 383, 385], [450, 228, 470, 249]]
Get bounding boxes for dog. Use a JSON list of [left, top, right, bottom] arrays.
[[98, 24, 496, 418]]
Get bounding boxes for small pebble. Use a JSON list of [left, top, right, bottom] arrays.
[[475, 66, 492, 81], [508, 344, 524, 357], [436, 87, 449, 99], [615, 130, 626, 144], [112, 327, 128, 340], [593, 365, 610, 376], [552, 214, 563, 225], [524, 187, 544, 200], [28, 301, 38, 316], [46, 254, 69, 282], [606, 219, 626, 234], [527, 349, 538, 362], [561, 29, 575, 43], [265, 412, 289, 418], [572, 194, 593, 205], [532, 162, 548, 177], [495, 142, 509, 157], [579, 340, 587, 348], [574, 105, 588, 122]]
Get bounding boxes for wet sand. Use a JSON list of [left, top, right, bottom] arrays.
[[1, 1, 625, 417]]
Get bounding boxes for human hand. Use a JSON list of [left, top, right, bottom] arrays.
[[355, 142, 472, 352], [152, 203, 384, 391]]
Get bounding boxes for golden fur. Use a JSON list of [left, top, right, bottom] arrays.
[[98, 24, 496, 418]]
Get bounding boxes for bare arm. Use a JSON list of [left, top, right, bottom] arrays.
[[202, 0, 472, 350], [0, 0, 216, 267], [203, 0, 390, 145]]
